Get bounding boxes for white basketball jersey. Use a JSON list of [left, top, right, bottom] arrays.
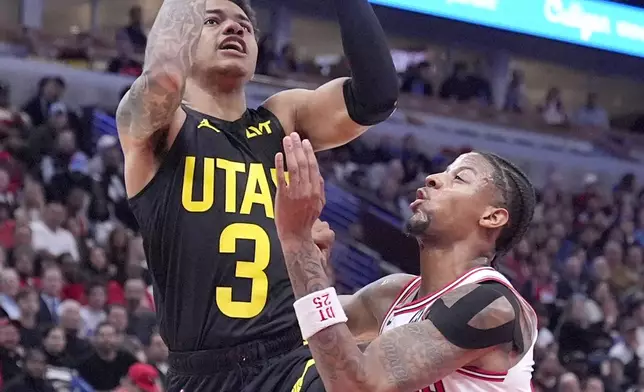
[[380, 267, 537, 392]]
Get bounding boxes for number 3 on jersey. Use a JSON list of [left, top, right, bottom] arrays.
[[217, 223, 270, 318]]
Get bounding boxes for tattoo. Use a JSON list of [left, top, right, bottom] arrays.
[[282, 241, 331, 298], [117, 0, 205, 138], [284, 251, 525, 392]]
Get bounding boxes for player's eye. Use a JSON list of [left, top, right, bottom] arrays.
[[204, 18, 219, 25], [454, 175, 465, 182], [242, 24, 252, 33]]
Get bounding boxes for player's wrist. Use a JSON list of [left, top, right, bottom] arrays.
[[279, 234, 315, 249], [294, 287, 348, 340]]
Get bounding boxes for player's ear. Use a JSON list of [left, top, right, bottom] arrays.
[[479, 206, 508, 230]]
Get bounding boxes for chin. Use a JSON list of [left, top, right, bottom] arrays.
[[212, 60, 253, 79], [405, 210, 430, 237]]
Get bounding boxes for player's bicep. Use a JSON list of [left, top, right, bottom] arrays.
[[340, 294, 377, 342], [116, 70, 184, 141], [262, 79, 367, 152], [362, 283, 519, 392], [340, 273, 414, 342]]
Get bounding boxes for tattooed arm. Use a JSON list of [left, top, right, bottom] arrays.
[[339, 274, 414, 343], [116, 0, 205, 197], [116, 0, 204, 140], [282, 239, 517, 392], [274, 134, 520, 392]]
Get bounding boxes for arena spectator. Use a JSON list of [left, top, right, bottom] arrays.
[[15, 287, 41, 348], [57, 299, 92, 359], [37, 266, 63, 325], [107, 304, 132, 351], [30, 202, 79, 261], [81, 282, 107, 336], [401, 61, 434, 97], [56, 32, 92, 68], [0, 318, 23, 385], [467, 59, 493, 105], [107, 36, 144, 77], [539, 87, 568, 127], [115, 363, 161, 392], [256, 34, 278, 76], [504, 69, 527, 113], [0, 82, 30, 132], [22, 77, 66, 127], [119, 6, 147, 54], [145, 332, 168, 388], [559, 372, 582, 392], [123, 279, 156, 345], [574, 93, 610, 130], [583, 376, 604, 392], [76, 322, 137, 390], [277, 43, 300, 74], [3, 348, 55, 392], [438, 62, 475, 101], [0, 268, 21, 319]]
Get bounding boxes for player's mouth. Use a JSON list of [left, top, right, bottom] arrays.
[[218, 37, 247, 55], [409, 188, 429, 211]]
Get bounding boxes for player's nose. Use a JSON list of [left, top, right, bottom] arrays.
[[222, 20, 244, 36], [424, 173, 442, 189]]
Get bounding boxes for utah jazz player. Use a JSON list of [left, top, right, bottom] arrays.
[[115, 0, 398, 391]]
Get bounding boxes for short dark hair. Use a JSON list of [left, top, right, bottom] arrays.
[[230, 0, 257, 30], [478, 152, 536, 261], [85, 281, 106, 295]]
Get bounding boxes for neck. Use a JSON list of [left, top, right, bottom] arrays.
[[184, 77, 247, 121], [417, 241, 487, 298], [97, 349, 116, 361], [20, 316, 36, 328]]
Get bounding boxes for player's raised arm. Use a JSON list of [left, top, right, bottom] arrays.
[[116, 0, 205, 140], [274, 133, 525, 392], [263, 0, 398, 151]]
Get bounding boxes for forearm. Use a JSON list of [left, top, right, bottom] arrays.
[[118, 0, 205, 138], [283, 241, 381, 392], [333, 0, 398, 125]]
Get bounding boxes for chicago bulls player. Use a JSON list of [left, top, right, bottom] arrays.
[[272, 133, 538, 392]]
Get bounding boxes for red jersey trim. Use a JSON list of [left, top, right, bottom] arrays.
[[393, 267, 494, 316], [379, 276, 421, 334]]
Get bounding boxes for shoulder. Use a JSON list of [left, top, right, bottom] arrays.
[[359, 273, 416, 317], [439, 283, 516, 327], [362, 273, 416, 298]]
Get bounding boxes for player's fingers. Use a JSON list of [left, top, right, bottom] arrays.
[[274, 152, 288, 190], [303, 139, 321, 197], [319, 176, 326, 206], [282, 135, 299, 194], [290, 133, 310, 191]]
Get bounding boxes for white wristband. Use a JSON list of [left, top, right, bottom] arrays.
[[293, 287, 348, 340]]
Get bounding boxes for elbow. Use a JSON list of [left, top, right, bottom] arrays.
[[139, 66, 186, 96], [343, 79, 398, 126]]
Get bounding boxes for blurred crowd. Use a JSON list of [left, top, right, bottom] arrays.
[[319, 134, 644, 392], [2, 5, 634, 139], [0, 4, 643, 392], [0, 75, 167, 391]]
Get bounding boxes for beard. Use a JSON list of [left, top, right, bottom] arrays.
[[404, 209, 431, 237]]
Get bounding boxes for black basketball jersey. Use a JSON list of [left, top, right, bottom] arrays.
[[128, 106, 298, 351]]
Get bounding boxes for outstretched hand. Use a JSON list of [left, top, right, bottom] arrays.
[[275, 133, 326, 245]]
